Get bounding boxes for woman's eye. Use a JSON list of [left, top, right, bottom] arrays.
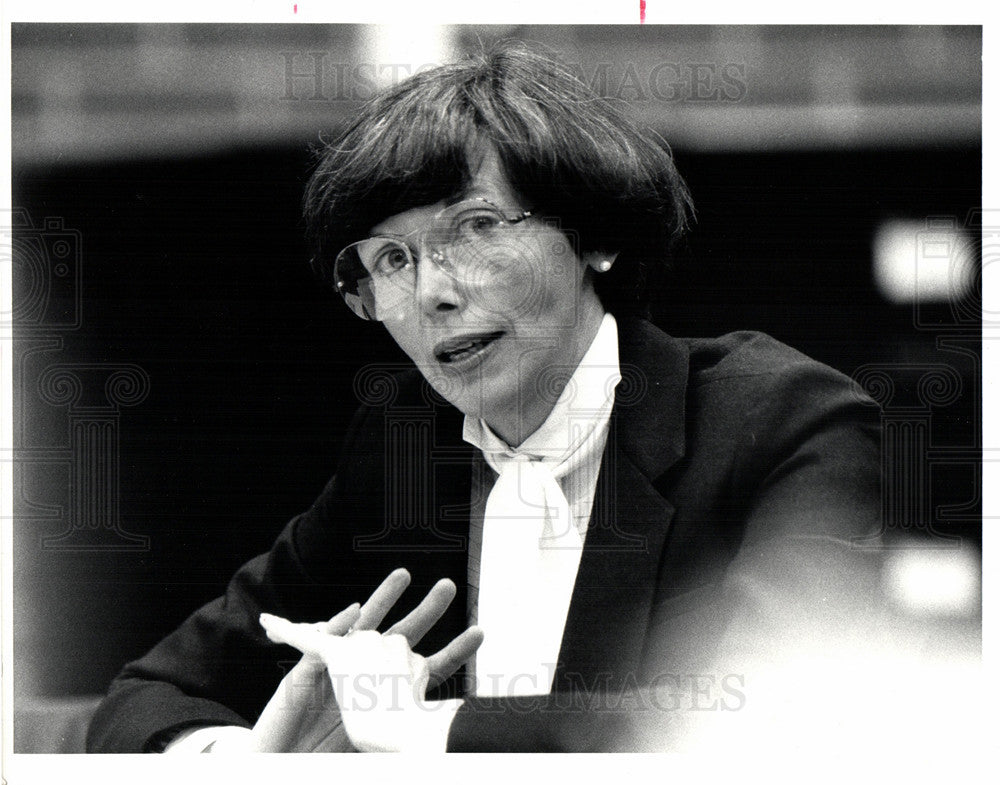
[[375, 246, 410, 273], [457, 213, 503, 236]]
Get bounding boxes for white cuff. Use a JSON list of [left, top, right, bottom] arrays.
[[162, 725, 254, 753], [400, 699, 463, 754]]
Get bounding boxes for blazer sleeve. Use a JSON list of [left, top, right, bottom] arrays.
[[86, 407, 375, 754], [442, 357, 886, 752]]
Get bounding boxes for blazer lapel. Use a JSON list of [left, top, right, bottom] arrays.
[[555, 319, 690, 689]]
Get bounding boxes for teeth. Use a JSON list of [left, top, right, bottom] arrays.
[[438, 334, 500, 363], [445, 342, 480, 361]]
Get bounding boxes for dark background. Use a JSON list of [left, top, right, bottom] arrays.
[[11, 24, 982, 701]]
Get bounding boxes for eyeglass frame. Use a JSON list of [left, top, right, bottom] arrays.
[[332, 197, 535, 321]]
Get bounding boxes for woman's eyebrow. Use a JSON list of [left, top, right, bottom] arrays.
[[366, 227, 420, 240], [367, 198, 491, 239], [364, 194, 502, 240]]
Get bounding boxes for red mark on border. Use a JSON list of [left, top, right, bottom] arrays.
[[294, 3, 298, 12], [640, 0, 646, 23]]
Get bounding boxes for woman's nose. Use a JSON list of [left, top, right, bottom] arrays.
[[413, 249, 465, 316]]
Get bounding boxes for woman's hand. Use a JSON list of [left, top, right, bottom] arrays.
[[249, 568, 479, 752], [260, 610, 482, 752]]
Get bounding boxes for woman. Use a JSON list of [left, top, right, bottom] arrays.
[[87, 41, 881, 754]]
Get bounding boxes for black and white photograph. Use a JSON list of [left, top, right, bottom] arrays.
[[3, 3, 991, 775]]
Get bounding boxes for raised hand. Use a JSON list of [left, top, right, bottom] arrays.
[[260, 612, 482, 752], [250, 568, 479, 752]]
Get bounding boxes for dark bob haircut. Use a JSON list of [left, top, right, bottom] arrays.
[[304, 40, 694, 317]]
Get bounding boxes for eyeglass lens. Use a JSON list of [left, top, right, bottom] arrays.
[[334, 201, 523, 321]]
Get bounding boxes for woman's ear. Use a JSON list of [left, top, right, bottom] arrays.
[[582, 251, 620, 273]]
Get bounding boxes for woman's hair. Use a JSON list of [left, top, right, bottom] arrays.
[[303, 40, 694, 317]]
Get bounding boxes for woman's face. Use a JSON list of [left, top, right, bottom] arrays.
[[370, 148, 607, 445]]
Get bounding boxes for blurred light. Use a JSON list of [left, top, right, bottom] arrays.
[[364, 24, 452, 90], [872, 219, 976, 304], [882, 547, 981, 617]]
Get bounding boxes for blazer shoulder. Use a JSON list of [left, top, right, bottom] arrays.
[[679, 331, 881, 431], [684, 331, 846, 387]]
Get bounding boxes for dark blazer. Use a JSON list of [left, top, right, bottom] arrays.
[[86, 318, 883, 753]]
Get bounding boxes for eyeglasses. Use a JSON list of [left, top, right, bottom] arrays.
[[333, 198, 533, 321]]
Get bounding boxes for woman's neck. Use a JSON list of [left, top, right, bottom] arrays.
[[485, 307, 607, 448]]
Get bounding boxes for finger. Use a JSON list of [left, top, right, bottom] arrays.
[[353, 568, 411, 632], [384, 578, 457, 646], [425, 626, 484, 690], [260, 613, 339, 658], [321, 603, 362, 636], [274, 605, 360, 672]]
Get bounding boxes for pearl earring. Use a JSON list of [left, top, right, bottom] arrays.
[[598, 260, 612, 272]]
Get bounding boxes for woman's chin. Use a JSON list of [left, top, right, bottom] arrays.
[[432, 382, 516, 428]]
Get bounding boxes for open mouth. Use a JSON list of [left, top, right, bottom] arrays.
[[434, 331, 505, 364]]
